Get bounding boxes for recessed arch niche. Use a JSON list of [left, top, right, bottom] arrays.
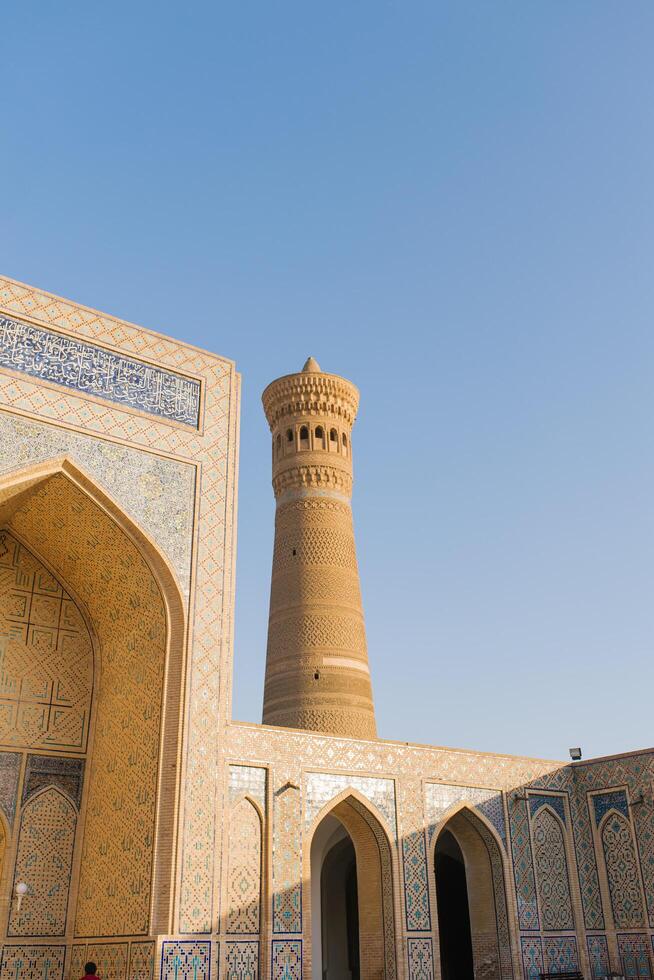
[[431, 806, 513, 980], [600, 808, 645, 929], [309, 792, 397, 980], [0, 458, 185, 939]]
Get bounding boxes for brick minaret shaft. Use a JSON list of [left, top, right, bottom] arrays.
[[261, 357, 377, 739]]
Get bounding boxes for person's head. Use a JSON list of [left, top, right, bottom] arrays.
[[84, 964, 97, 977]]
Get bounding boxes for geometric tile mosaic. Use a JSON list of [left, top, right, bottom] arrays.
[[305, 771, 397, 837], [399, 776, 431, 934], [0, 945, 65, 980], [542, 937, 578, 973], [0, 412, 197, 599], [23, 754, 84, 809], [161, 941, 212, 980], [225, 719, 558, 791], [510, 794, 540, 930], [85, 943, 128, 980], [514, 766, 640, 935], [228, 765, 266, 808], [425, 782, 506, 847], [407, 938, 434, 980], [531, 806, 574, 931], [617, 935, 652, 978], [129, 943, 155, 980], [271, 940, 301, 980], [520, 754, 654, 933], [477, 793, 508, 848], [0, 530, 93, 753], [0, 749, 20, 823], [273, 785, 302, 933], [0, 314, 201, 427], [587, 936, 610, 979], [8, 787, 76, 936], [402, 830, 431, 931], [68, 946, 88, 980], [569, 787, 604, 930], [593, 790, 629, 826], [226, 797, 262, 934], [634, 799, 654, 928], [529, 794, 566, 824], [224, 941, 258, 980], [602, 812, 645, 928], [522, 751, 654, 939], [520, 937, 543, 980], [224, 720, 559, 794]]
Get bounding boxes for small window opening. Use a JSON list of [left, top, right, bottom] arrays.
[[300, 425, 309, 441], [330, 428, 338, 442], [292, 548, 297, 556], [342, 434, 348, 447], [315, 426, 324, 439], [314, 671, 320, 681]]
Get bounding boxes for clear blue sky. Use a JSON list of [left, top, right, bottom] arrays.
[[2, 3, 653, 761]]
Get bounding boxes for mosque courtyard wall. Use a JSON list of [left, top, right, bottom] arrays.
[[0, 276, 652, 980]]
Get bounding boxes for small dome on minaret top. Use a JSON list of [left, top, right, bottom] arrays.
[[302, 356, 321, 373]]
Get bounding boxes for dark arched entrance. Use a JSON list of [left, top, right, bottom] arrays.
[[435, 829, 474, 980], [310, 795, 397, 980], [433, 807, 512, 980], [321, 833, 360, 980]]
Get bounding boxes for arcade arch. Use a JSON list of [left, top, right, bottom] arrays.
[[431, 806, 513, 980], [309, 792, 397, 980], [0, 458, 185, 940]]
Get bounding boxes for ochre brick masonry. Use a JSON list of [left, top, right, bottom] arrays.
[[262, 357, 376, 739]]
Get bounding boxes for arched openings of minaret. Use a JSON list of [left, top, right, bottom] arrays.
[[274, 424, 347, 455]]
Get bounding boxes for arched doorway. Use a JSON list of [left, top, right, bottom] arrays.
[[433, 808, 512, 980], [0, 459, 185, 941], [435, 829, 474, 980], [309, 794, 396, 980], [312, 815, 359, 980]]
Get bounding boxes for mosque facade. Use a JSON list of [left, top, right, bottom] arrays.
[[0, 275, 652, 980]]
